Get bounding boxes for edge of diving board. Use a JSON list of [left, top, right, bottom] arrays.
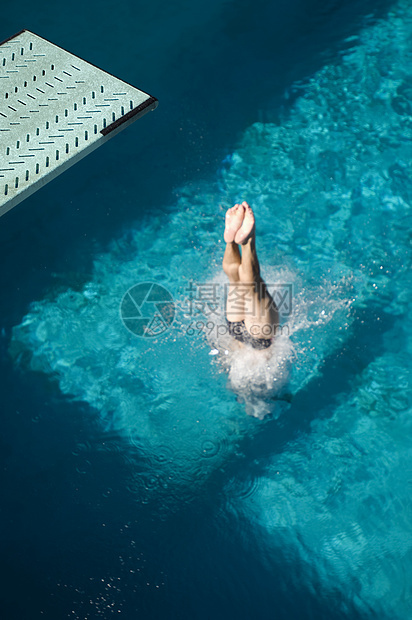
[[0, 29, 158, 218]]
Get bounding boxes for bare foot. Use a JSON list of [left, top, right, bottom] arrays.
[[224, 203, 245, 243], [234, 201, 255, 244]]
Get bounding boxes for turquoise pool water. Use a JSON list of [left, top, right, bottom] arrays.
[[1, 0, 411, 618]]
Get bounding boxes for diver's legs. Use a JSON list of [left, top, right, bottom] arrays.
[[237, 202, 279, 339], [223, 209, 245, 321], [223, 242, 245, 322]]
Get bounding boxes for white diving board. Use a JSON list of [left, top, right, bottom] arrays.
[[0, 30, 158, 217]]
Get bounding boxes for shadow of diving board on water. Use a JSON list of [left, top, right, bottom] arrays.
[[0, 29, 158, 218]]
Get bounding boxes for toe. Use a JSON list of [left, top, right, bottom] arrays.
[[234, 205, 255, 244]]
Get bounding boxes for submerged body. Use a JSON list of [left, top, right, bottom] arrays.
[[220, 202, 290, 417]]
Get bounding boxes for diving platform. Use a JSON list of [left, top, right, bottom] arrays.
[[0, 30, 157, 217]]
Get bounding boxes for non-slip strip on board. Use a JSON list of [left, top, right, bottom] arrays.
[[0, 29, 157, 217]]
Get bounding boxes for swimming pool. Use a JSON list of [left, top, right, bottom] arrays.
[[1, 0, 411, 618]]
